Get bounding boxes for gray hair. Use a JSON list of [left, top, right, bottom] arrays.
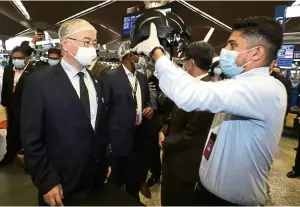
[[58, 19, 96, 38]]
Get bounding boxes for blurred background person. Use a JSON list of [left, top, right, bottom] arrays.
[[88, 49, 111, 78], [136, 58, 162, 198], [103, 40, 153, 200], [0, 46, 37, 168], [47, 48, 62, 66], [159, 41, 215, 206], [210, 57, 224, 82], [269, 61, 292, 115], [20, 31, 44, 57]]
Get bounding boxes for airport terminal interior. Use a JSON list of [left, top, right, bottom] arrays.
[[1, 0, 300, 206]]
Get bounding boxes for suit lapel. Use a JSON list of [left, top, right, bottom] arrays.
[[17, 64, 33, 86], [7, 66, 15, 93], [53, 64, 93, 131]]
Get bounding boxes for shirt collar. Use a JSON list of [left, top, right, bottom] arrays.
[[235, 67, 270, 79], [122, 64, 136, 77], [61, 59, 87, 79], [195, 73, 209, 81]]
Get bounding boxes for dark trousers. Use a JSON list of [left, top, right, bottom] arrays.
[[195, 182, 240, 206], [111, 126, 144, 200], [144, 113, 162, 180], [293, 133, 300, 172], [4, 108, 21, 160], [161, 172, 196, 206]]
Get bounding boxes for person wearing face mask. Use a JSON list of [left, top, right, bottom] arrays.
[[102, 40, 153, 200], [158, 41, 215, 206], [47, 48, 62, 67], [208, 57, 223, 82], [132, 16, 286, 205], [0, 46, 37, 168], [21, 19, 109, 206]]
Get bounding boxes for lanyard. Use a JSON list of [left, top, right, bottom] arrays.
[[129, 77, 138, 109]]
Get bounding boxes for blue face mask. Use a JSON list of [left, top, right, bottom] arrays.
[[133, 57, 146, 70], [12, 59, 26, 69], [220, 47, 256, 78], [214, 67, 222, 75], [48, 59, 60, 66]]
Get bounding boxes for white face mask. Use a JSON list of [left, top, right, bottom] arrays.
[[69, 41, 97, 66]]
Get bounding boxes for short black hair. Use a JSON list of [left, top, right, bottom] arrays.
[[48, 48, 62, 56], [233, 16, 283, 65], [11, 46, 28, 57], [184, 41, 215, 70], [20, 41, 33, 56]]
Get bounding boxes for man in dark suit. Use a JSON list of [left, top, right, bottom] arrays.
[[269, 63, 292, 115], [103, 40, 153, 200], [0, 46, 37, 167], [21, 19, 109, 206], [159, 41, 215, 206]]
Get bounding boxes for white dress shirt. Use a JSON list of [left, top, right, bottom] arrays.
[[61, 60, 98, 130], [123, 64, 143, 125], [13, 63, 29, 92], [155, 56, 287, 205]]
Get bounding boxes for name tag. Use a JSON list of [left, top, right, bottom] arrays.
[[203, 133, 217, 160]]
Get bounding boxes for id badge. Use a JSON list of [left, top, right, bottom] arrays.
[[203, 133, 217, 160]]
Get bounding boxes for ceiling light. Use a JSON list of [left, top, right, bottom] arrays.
[[99, 23, 121, 36], [176, 0, 231, 31], [204, 28, 215, 42], [54, 0, 115, 26], [11, 0, 31, 21]]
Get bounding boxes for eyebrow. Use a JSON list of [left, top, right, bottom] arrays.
[[227, 39, 237, 44], [82, 37, 92, 40]]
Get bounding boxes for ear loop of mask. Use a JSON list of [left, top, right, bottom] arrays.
[[65, 39, 79, 59], [184, 59, 193, 72], [239, 46, 259, 68]]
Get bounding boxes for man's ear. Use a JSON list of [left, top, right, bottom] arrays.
[[61, 38, 69, 52], [252, 46, 265, 61]]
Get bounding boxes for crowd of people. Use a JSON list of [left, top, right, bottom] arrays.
[[0, 13, 298, 206]]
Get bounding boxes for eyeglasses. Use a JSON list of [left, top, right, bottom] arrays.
[[67, 37, 98, 48]]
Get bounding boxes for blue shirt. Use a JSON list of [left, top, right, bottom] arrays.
[[155, 56, 287, 205]]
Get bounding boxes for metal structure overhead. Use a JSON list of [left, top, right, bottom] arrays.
[[0, 1, 299, 51]]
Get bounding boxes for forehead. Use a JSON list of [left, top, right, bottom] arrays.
[[228, 31, 246, 42], [70, 30, 97, 40], [48, 53, 60, 58], [12, 51, 25, 57]]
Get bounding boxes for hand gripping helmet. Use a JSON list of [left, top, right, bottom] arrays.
[[130, 10, 191, 55]]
